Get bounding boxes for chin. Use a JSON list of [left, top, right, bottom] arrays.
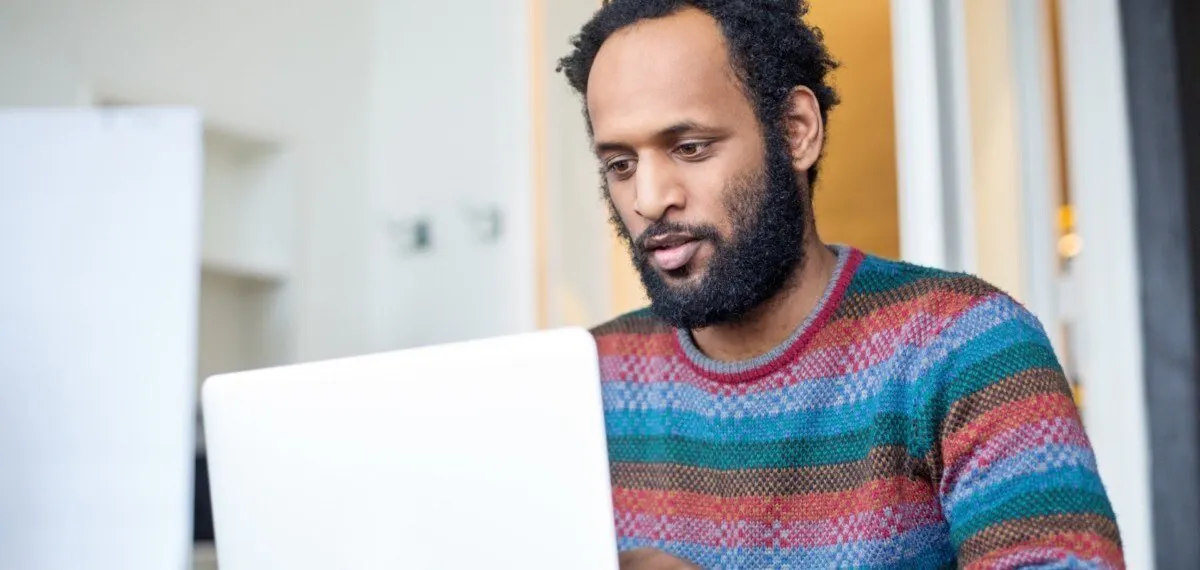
[[659, 266, 707, 290]]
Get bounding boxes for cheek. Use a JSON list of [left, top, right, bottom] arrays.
[[606, 187, 645, 235], [682, 142, 762, 229], [681, 171, 737, 235]]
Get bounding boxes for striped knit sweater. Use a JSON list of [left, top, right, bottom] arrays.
[[591, 246, 1123, 569]]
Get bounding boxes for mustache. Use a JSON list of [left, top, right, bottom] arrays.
[[633, 221, 721, 254]]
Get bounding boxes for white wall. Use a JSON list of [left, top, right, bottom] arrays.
[[365, 0, 537, 350], [0, 0, 542, 361], [0, 0, 376, 361]]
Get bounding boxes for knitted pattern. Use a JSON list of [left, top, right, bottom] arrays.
[[591, 246, 1123, 569]]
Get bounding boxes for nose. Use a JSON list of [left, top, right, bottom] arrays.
[[633, 153, 686, 221]]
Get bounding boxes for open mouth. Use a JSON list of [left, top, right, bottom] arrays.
[[643, 233, 704, 272]]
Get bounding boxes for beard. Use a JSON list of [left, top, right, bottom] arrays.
[[607, 130, 809, 330]]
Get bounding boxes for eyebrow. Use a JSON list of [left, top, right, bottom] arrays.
[[593, 120, 716, 156]]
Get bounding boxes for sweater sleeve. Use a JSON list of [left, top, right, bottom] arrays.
[[919, 293, 1125, 569]]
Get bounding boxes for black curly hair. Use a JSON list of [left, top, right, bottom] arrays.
[[556, 0, 840, 186]]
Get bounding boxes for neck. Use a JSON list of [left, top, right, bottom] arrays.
[[689, 238, 839, 362]]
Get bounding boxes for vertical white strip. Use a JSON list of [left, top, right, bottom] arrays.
[[939, 0, 977, 274], [511, 0, 538, 333], [1057, 0, 1154, 567], [890, 0, 949, 269], [1009, 0, 1063, 353]]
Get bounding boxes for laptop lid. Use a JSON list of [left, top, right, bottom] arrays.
[[202, 327, 617, 570]]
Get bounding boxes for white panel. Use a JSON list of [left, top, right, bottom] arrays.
[[940, 0, 977, 274], [0, 108, 202, 570], [1057, 1, 1155, 567], [891, 0, 975, 272], [891, 0, 949, 268], [1009, 0, 1063, 353]]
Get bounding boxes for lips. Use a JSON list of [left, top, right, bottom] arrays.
[[652, 241, 702, 271], [643, 233, 703, 272]]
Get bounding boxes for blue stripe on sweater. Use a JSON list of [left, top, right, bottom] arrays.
[[618, 522, 954, 569], [944, 442, 1099, 513], [946, 466, 1110, 524], [601, 296, 1033, 420]]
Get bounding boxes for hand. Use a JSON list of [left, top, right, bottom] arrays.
[[618, 548, 701, 570]]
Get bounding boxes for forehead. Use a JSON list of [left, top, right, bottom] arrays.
[[586, 8, 754, 142]]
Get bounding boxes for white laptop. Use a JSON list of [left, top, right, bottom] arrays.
[[201, 327, 618, 570]]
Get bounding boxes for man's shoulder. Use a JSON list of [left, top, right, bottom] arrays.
[[588, 307, 678, 361], [852, 252, 1011, 311], [854, 253, 1003, 296], [849, 251, 1051, 347], [588, 306, 672, 339], [855, 253, 1054, 368]]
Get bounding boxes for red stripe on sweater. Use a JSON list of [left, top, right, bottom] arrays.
[[944, 417, 1091, 485], [969, 532, 1124, 569], [612, 476, 936, 522], [615, 500, 945, 548], [941, 393, 1079, 472]]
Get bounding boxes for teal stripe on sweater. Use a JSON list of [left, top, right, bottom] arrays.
[[919, 341, 1061, 424], [949, 489, 1116, 546], [607, 414, 909, 469], [940, 317, 1057, 383], [845, 266, 936, 295], [948, 465, 1110, 524], [605, 395, 912, 441]]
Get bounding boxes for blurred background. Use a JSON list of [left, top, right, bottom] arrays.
[[2, 0, 1197, 568]]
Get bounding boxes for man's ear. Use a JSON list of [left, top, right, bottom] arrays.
[[783, 86, 824, 172]]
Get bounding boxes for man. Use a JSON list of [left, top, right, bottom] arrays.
[[557, 1, 1124, 568]]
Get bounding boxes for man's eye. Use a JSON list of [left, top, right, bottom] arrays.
[[607, 159, 635, 175], [676, 142, 709, 158]]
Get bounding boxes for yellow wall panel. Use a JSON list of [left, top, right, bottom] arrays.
[[806, 0, 901, 260]]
